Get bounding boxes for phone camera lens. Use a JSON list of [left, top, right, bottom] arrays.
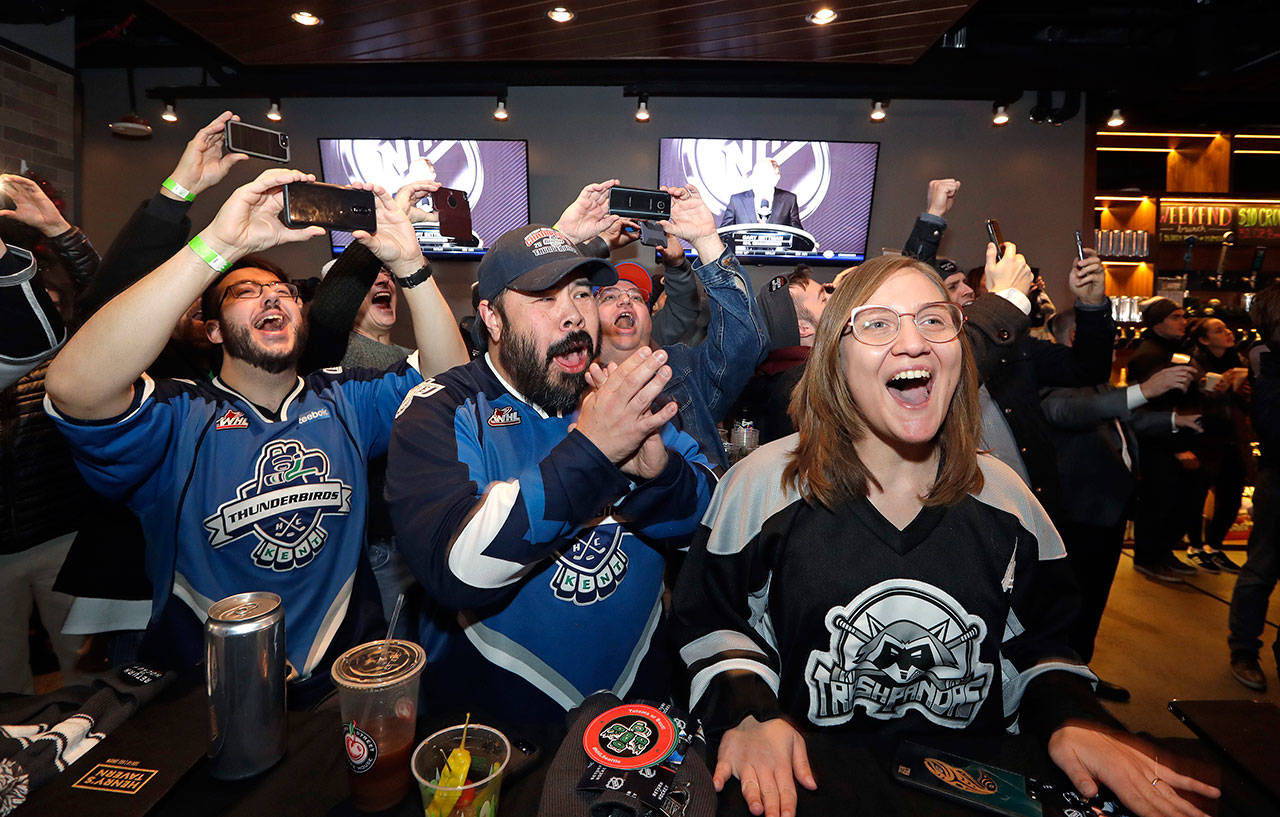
[[280, 135, 289, 147], [447, 195, 457, 207], [657, 200, 666, 211]]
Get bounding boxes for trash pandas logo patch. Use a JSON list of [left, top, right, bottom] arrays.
[[549, 521, 629, 605], [487, 406, 521, 427], [804, 578, 993, 728], [203, 439, 353, 572]]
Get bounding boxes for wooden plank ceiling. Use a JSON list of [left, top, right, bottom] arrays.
[[146, 0, 977, 65]]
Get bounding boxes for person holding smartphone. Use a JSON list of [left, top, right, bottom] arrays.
[[43, 169, 467, 701]]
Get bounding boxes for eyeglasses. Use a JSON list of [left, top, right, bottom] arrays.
[[221, 280, 301, 304], [844, 301, 965, 345], [595, 287, 649, 308]]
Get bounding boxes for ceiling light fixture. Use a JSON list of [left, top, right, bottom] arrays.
[[869, 100, 887, 122], [266, 99, 283, 122], [1106, 108, 1125, 128], [291, 11, 322, 25], [109, 67, 152, 139], [806, 8, 837, 25], [635, 95, 650, 123], [161, 101, 178, 123], [547, 6, 574, 22], [493, 97, 509, 121], [992, 104, 1009, 126]]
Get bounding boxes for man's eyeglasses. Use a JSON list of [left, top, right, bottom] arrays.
[[221, 280, 301, 304], [595, 287, 649, 308], [844, 302, 965, 345]]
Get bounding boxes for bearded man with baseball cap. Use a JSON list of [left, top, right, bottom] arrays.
[[386, 217, 717, 724]]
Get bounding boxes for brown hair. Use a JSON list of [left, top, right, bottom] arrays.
[[783, 256, 984, 510]]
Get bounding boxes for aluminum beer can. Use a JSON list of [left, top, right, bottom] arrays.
[[206, 591, 287, 779]]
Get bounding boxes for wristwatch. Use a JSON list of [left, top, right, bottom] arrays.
[[394, 263, 433, 289]]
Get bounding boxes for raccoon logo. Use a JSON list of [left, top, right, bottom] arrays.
[[805, 579, 993, 728]]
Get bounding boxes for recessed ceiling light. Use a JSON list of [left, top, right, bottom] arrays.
[[291, 11, 322, 26], [547, 7, 574, 23], [806, 8, 837, 25]]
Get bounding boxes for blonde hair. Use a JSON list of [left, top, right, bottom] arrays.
[[783, 256, 983, 509]]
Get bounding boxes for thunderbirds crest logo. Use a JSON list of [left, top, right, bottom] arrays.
[[805, 579, 993, 728], [204, 440, 352, 572], [549, 522, 630, 605]]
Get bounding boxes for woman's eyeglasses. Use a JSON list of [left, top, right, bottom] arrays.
[[844, 302, 964, 345]]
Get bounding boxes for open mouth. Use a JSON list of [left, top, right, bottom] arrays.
[[253, 311, 288, 333], [885, 368, 933, 407], [613, 311, 636, 331], [547, 332, 592, 374], [371, 290, 393, 308]]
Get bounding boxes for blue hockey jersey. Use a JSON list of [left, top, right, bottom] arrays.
[[386, 354, 717, 723], [46, 356, 423, 677]]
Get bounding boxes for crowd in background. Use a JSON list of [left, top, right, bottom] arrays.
[[4, 112, 1280, 817]]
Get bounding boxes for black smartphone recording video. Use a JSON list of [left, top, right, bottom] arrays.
[[224, 121, 291, 163], [281, 182, 376, 234], [986, 218, 1006, 261], [608, 186, 671, 221]]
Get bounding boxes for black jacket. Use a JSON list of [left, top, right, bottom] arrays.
[[964, 294, 1115, 521]]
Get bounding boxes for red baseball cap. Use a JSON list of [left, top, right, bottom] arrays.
[[612, 262, 653, 302]]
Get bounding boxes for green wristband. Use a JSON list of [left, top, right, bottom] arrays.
[[188, 235, 232, 273], [162, 177, 196, 202]]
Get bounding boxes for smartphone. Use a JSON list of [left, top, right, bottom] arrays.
[[986, 219, 1006, 261], [435, 186, 474, 244], [224, 120, 290, 163], [281, 182, 376, 233], [1073, 230, 1086, 262], [609, 186, 671, 221]]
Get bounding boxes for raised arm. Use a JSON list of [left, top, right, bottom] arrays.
[[0, 174, 99, 291], [659, 184, 768, 417], [348, 184, 468, 376], [78, 111, 247, 316], [45, 168, 323, 420]]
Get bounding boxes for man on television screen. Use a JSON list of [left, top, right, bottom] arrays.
[[718, 158, 803, 230]]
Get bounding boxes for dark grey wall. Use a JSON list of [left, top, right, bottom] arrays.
[[78, 69, 1088, 320]]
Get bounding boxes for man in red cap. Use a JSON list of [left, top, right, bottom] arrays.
[[595, 186, 769, 470]]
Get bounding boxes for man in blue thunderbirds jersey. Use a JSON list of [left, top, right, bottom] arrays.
[[387, 187, 718, 724], [44, 168, 467, 699]]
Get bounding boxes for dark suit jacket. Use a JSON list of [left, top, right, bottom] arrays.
[[1041, 384, 1173, 527], [718, 188, 802, 229]]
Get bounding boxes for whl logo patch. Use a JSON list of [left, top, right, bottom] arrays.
[[203, 439, 353, 572], [549, 522, 629, 605], [216, 409, 249, 429], [487, 406, 521, 427]]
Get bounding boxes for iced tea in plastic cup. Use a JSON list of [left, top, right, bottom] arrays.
[[332, 640, 426, 812]]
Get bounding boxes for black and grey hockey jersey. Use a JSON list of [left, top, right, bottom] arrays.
[[672, 436, 1097, 740]]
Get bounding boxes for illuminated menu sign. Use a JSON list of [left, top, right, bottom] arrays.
[[1159, 199, 1280, 245]]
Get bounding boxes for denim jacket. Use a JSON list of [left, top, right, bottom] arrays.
[[662, 248, 769, 470]]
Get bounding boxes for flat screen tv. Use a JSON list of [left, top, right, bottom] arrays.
[[317, 138, 530, 258], [658, 138, 878, 265]]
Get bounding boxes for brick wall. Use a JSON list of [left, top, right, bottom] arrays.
[[0, 42, 75, 215]]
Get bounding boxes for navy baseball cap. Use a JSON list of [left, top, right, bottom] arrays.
[[476, 224, 616, 303]]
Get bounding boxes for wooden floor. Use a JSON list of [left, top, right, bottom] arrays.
[[1091, 546, 1280, 737]]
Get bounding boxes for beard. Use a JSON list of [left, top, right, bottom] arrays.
[[220, 319, 308, 375], [498, 328, 594, 414]]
